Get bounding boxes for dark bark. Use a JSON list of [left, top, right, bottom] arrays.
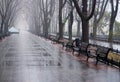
[[108, 0, 119, 42], [59, 0, 63, 39], [93, 18, 97, 39], [81, 19, 89, 42], [0, 19, 4, 34], [68, 1, 73, 41], [77, 20, 80, 37], [109, 17, 114, 42], [68, 10, 73, 41], [39, 0, 55, 38]]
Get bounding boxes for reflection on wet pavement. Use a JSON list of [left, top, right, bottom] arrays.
[[0, 31, 120, 82]]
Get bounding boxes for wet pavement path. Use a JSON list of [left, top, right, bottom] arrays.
[[0, 31, 120, 82]]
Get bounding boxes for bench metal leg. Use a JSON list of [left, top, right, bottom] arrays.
[[96, 56, 99, 65]]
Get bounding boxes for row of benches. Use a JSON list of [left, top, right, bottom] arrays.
[[48, 35, 69, 47], [64, 39, 120, 68], [48, 35, 120, 68]]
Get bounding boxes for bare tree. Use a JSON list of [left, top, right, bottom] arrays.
[[93, 0, 108, 39], [58, 0, 67, 39], [72, 0, 96, 42], [41, 0, 55, 38], [0, 0, 20, 36], [68, 0, 74, 41], [108, 0, 119, 42], [74, 9, 81, 37], [29, 0, 55, 37]]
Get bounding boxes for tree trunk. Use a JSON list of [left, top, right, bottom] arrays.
[[0, 19, 4, 34], [45, 23, 49, 38], [43, 15, 49, 38], [43, 22, 49, 38], [108, 0, 119, 42], [68, 10, 73, 41], [59, 0, 63, 40], [43, 22, 46, 37], [93, 19, 97, 39], [77, 20, 80, 37], [4, 24, 9, 35], [108, 17, 114, 42], [81, 19, 89, 43]]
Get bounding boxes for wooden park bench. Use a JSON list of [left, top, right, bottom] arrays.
[[48, 35, 56, 42], [48, 34, 69, 47], [48, 34, 59, 44], [73, 42, 89, 56], [86, 44, 98, 61], [79, 42, 89, 54], [107, 49, 120, 68], [64, 38, 81, 51], [96, 46, 110, 65], [64, 40, 74, 50], [58, 39, 69, 47]]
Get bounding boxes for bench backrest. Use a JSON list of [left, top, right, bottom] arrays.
[[80, 42, 89, 52], [73, 38, 81, 47], [108, 49, 120, 62], [96, 46, 110, 58], [87, 44, 98, 54]]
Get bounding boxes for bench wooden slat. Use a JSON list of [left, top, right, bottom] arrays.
[[87, 44, 97, 61], [107, 49, 120, 68], [96, 46, 110, 65]]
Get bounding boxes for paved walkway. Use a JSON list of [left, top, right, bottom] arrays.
[[0, 31, 120, 82]]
